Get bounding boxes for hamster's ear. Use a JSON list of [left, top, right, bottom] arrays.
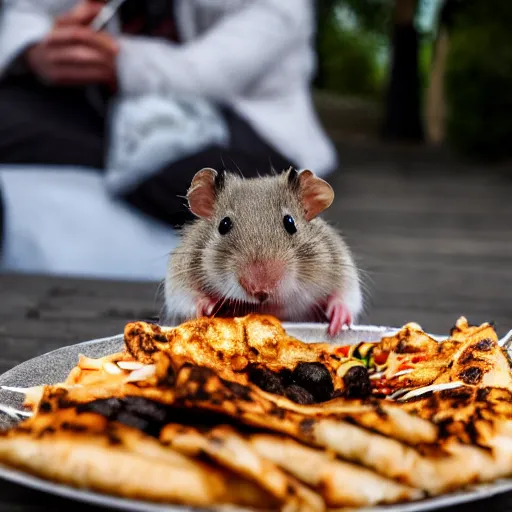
[[187, 168, 219, 219], [293, 169, 334, 221]]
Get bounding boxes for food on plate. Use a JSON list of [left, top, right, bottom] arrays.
[[125, 314, 512, 402], [19, 315, 507, 410], [0, 404, 292, 510], [124, 314, 373, 402], [1, 314, 512, 511], [366, 316, 512, 399]]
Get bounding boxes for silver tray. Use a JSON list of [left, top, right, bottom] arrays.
[[0, 323, 511, 512]]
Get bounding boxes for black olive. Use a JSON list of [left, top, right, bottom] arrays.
[[78, 397, 174, 438], [247, 365, 285, 395], [278, 368, 294, 387], [291, 362, 334, 402], [459, 366, 483, 385], [285, 385, 315, 405], [77, 397, 123, 420], [343, 365, 371, 398], [223, 381, 254, 402], [477, 388, 490, 402], [39, 401, 52, 412], [123, 397, 169, 423], [474, 338, 493, 352], [115, 411, 155, 436]]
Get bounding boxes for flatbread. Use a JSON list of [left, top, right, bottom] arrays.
[[400, 386, 512, 447], [124, 315, 371, 402], [168, 365, 512, 495], [160, 424, 324, 511], [27, 362, 512, 496], [248, 434, 423, 507], [0, 407, 275, 509]]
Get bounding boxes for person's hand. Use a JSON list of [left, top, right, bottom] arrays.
[[54, 0, 103, 27], [25, 1, 120, 88]]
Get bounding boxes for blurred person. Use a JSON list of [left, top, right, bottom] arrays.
[[0, 0, 338, 237]]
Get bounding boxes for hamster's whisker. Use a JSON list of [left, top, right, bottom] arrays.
[[358, 275, 374, 299], [154, 280, 166, 302], [296, 249, 363, 271], [286, 286, 310, 313], [353, 267, 371, 279], [170, 266, 204, 278], [157, 304, 167, 324], [359, 270, 374, 285], [223, 155, 244, 178], [169, 251, 205, 259], [232, 298, 240, 315], [311, 302, 326, 322], [169, 247, 207, 255], [359, 279, 372, 297], [211, 283, 238, 317]]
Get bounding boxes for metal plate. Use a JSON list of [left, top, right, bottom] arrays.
[[0, 323, 511, 512]]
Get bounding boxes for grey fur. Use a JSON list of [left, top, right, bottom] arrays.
[[164, 169, 363, 325]]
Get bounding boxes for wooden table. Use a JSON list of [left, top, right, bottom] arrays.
[[0, 272, 511, 510]]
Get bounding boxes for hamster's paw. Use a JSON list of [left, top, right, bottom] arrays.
[[196, 295, 218, 318], [326, 292, 352, 337]]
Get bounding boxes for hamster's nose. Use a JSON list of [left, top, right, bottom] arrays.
[[239, 260, 286, 300]]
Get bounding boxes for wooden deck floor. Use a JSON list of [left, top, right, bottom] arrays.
[[325, 141, 512, 337]]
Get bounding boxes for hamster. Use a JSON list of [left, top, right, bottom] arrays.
[[163, 167, 363, 336]]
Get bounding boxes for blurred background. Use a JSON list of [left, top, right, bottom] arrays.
[[314, 0, 512, 158], [312, 0, 512, 334], [0, 0, 511, 349]]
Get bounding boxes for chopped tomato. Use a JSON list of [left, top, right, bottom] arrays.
[[411, 354, 427, 364], [373, 350, 389, 365], [373, 387, 392, 396], [397, 362, 414, 372], [335, 346, 351, 358]]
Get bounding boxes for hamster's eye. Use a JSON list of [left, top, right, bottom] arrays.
[[283, 215, 297, 235], [218, 217, 233, 235]]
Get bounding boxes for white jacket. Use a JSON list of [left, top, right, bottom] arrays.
[[0, 0, 338, 175]]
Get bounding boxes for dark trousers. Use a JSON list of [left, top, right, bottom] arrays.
[[0, 75, 295, 247]]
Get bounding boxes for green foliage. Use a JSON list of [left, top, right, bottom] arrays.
[[418, 33, 434, 99], [444, 0, 512, 160], [315, 9, 388, 98], [340, 0, 394, 35], [314, 0, 438, 104]]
